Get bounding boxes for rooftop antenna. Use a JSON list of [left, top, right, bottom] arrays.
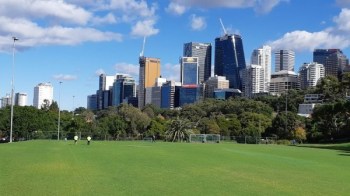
[[140, 36, 146, 57], [219, 18, 227, 35]]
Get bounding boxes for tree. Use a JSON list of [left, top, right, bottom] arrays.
[[316, 76, 343, 102], [198, 117, 220, 134], [165, 117, 194, 142], [270, 111, 299, 139], [239, 112, 272, 136], [294, 127, 306, 143]]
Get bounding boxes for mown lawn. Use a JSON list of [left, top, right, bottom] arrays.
[[0, 140, 349, 195]]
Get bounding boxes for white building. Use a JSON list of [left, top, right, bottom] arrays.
[[299, 62, 325, 90], [251, 45, 271, 92], [275, 50, 295, 72], [1, 94, 11, 108], [15, 93, 27, 106], [205, 75, 229, 98], [33, 83, 53, 109], [244, 64, 264, 98]]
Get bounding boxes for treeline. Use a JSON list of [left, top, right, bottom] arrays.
[[0, 74, 350, 143]]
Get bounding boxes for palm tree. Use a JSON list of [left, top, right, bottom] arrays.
[[165, 117, 194, 142]]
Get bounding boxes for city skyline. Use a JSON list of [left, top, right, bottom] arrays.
[[0, 0, 350, 110]]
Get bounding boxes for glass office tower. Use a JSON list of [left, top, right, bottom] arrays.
[[214, 34, 246, 90]]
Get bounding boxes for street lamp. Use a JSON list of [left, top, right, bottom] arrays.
[[10, 37, 18, 143], [57, 81, 62, 141], [72, 95, 75, 119]]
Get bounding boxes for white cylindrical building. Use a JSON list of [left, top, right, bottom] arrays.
[[15, 92, 27, 106]]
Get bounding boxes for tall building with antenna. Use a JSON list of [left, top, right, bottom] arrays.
[[215, 19, 246, 90], [138, 37, 161, 109]]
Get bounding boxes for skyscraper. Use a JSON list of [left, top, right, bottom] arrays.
[[251, 45, 271, 92], [138, 56, 161, 109], [33, 83, 53, 109], [15, 92, 27, 106], [299, 62, 325, 90], [97, 74, 116, 110], [215, 34, 246, 90], [183, 42, 212, 83], [313, 49, 348, 78], [243, 64, 264, 98], [180, 57, 199, 85], [275, 50, 295, 72], [87, 94, 97, 110], [112, 75, 136, 106]]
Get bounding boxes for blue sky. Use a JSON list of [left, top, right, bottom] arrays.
[[0, 0, 349, 110]]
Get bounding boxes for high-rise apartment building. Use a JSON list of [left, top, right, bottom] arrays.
[[275, 50, 295, 72], [180, 57, 199, 85], [215, 34, 246, 90], [138, 56, 161, 109], [243, 64, 264, 98], [33, 83, 53, 109], [251, 45, 271, 92], [1, 94, 11, 108], [205, 75, 229, 98], [299, 62, 325, 90], [183, 42, 212, 83], [313, 49, 348, 78], [15, 92, 27, 106]]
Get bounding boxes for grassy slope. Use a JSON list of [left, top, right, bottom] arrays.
[[0, 141, 349, 195]]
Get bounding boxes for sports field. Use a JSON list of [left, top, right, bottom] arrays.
[[0, 141, 349, 195]]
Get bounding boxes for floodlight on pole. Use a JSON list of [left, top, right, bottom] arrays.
[[10, 37, 18, 143], [72, 95, 75, 119], [57, 81, 62, 141]]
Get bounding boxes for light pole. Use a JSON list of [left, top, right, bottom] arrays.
[[72, 95, 75, 119], [57, 81, 62, 141], [285, 82, 288, 134], [10, 37, 18, 143]]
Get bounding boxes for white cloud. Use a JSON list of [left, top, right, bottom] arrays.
[[131, 19, 159, 37], [114, 62, 139, 79], [166, 2, 187, 15], [53, 74, 78, 81], [268, 8, 350, 52], [0, 0, 160, 52], [162, 63, 180, 82], [0, 17, 122, 52], [91, 13, 117, 25], [334, 8, 350, 32], [190, 14, 206, 31], [0, 0, 92, 25], [167, 0, 286, 14]]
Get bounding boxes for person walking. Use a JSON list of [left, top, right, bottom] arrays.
[[74, 135, 78, 144], [87, 136, 91, 145]]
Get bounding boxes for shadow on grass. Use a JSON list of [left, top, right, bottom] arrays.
[[298, 143, 350, 156]]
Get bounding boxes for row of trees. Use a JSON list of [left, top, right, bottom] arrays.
[[0, 74, 349, 143]]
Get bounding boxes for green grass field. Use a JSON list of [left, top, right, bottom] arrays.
[[1, 141, 350, 195]]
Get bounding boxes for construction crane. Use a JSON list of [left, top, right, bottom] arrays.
[[219, 18, 227, 35], [140, 36, 146, 57]]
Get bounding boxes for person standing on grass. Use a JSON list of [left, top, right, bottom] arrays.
[[87, 136, 91, 145], [74, 135, 78, 144]]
